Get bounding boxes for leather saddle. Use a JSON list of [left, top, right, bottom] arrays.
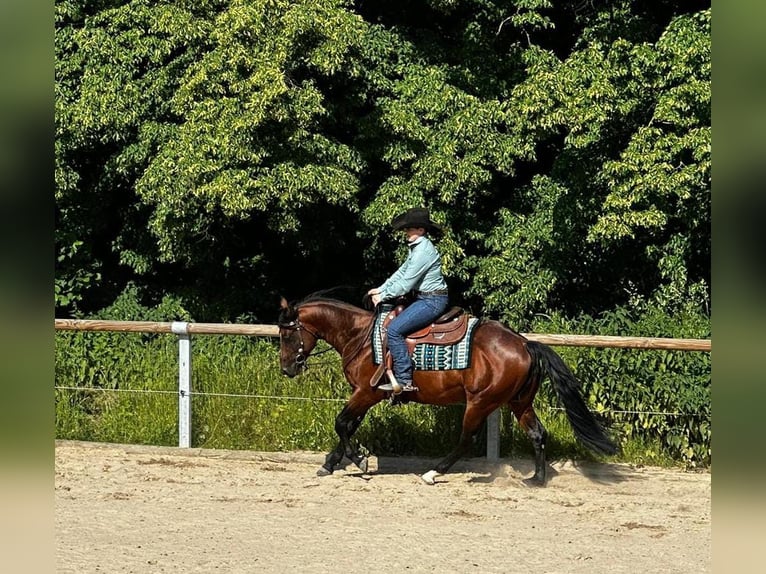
[[371, 305, 470, 389], [382, 305, 469, 352]]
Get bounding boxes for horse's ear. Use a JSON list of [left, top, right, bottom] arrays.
[[280, 296, 289, 310]]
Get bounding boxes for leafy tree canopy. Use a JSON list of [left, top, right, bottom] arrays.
[[56, 0, 710, 328]]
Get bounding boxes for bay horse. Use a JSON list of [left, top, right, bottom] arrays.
[[277, 294, 617, 486]]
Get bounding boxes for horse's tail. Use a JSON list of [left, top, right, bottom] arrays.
[[526, 341, 618, 456]]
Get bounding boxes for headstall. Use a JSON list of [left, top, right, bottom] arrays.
[[279, 317, 320, 367]]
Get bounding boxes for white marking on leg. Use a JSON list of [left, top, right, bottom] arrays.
[[421, 470, 439, 485]]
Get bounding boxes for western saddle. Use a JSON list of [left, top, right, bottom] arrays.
[[382, 305, 469, 351], [371, 305, 470, 389]]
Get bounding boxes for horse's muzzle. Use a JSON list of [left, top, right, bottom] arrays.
[[281, 363, 304, 378], [281, 366, 296, 377]]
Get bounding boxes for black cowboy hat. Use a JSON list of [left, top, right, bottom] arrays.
[[391, 207, 443, 233]]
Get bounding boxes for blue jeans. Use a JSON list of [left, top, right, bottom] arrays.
[[386, 294, 449, 384]]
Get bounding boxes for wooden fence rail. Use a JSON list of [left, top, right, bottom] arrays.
[[54, 319, 280, 337], [54, 318, 711, 457], [54, 319, 711, 351]]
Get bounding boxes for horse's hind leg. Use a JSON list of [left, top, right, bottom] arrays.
[[511, 403, 549, 486]]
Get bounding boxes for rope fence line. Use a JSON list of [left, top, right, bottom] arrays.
[[54, 318, 712, 457], [53, 385, 348, 402], [53, 387, 706, 416]]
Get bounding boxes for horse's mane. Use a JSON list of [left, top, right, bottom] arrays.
[[292, 290, 375, 350], [295, 287, 366, 312], [298, 295, 365, 314]]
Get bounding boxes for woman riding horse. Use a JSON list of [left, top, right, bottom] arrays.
[[367, 207, 449, 394]]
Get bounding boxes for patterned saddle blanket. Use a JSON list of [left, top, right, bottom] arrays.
[[371, 310, 480, 370]]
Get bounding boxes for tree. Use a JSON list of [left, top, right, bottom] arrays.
[[56, 0, 222, 313], [55, 0, 710, 327], [466, 6, 710, 326]]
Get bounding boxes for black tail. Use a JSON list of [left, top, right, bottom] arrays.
[[527, 341, 618, 456]]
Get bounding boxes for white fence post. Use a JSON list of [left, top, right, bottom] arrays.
[[486, 409, 500, 460], [172, 322, 192, 448]]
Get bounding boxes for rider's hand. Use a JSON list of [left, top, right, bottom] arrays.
[[371, 293, 382, 306]]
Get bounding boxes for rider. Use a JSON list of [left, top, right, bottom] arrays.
[[367, 207, 449, 393]]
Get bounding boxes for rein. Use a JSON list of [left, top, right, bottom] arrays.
[[340, 314, 376, 373], [304, 346, 335, 367]]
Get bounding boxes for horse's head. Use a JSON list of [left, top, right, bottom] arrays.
[[277, 297, 320, 377]]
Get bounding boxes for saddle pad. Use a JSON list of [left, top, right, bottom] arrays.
[[371, 313, 480, 370]]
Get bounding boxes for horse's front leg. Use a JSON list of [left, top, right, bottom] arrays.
[[318, 444, 344, 477], [317, 404, 368, 476]]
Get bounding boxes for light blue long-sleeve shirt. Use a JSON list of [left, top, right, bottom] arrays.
[[377, 235, 447, 300]]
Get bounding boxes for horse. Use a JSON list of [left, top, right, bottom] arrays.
[[277, 293, 618, 486]]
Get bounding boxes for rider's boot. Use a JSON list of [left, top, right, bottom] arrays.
[[391, 377, 414, 395]]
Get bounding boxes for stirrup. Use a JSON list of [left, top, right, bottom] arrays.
[[377, 382, 418, 393], [391, 381, 416, 395], [389, 371, 404, 394]]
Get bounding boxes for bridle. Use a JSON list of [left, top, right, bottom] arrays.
[[279, 301, 376, 372], [278, 315, 322, 369]]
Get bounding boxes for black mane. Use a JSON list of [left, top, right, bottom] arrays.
[[295, 286, 363, 310], [298, 295, 364, 313], [279, 287, 367, 326]]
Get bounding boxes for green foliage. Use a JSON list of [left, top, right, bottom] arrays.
[[466, 176, 561, 328], [532, 299, 710, 467], [55, 286, 190, 441], [137, 0, 368, 262], [467, 7, 710, 325], [591, 11, 710, 243], [57, 287, 183, 382], [56, 1, 710, 325], [55, 240, 101, 312], [55, 0, 220, 314]]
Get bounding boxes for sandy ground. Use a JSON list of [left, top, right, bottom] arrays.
[[55, 440, 710, 573]]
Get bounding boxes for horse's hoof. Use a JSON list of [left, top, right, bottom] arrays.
[[522, 476, 545, 487], [317, 466, 333, 477], [421, 470, 439, 485], [356, 457, 368, 474]]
